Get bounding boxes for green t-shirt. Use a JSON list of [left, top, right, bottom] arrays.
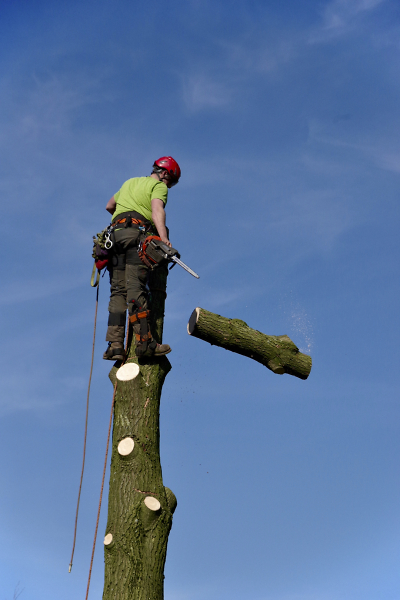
[[112, 177, 168, 224]]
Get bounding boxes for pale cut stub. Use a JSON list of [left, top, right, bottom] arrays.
[[187, 307, 200, 334], [116, 363, 140, 381], [144, 496, 161, 512], [104, 533, 113, 546], [118, 437, 135, 456]]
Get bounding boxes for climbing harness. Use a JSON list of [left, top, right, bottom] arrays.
[[69, 283, 99, 573], [90, 217, 156, 287]]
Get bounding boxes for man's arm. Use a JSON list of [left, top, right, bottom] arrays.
[[151, 198, 171, 247], [106, 196, 116, 215]]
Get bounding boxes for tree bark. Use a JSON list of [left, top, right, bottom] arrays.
[[103, 264, 176, 600], [188, 307, 312, 380]]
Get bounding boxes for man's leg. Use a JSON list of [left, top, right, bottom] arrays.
[[125, 245, 171, 357], [104, 246, 128, 361]]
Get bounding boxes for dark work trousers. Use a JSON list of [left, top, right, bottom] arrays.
[[106, 226, 149, 343]]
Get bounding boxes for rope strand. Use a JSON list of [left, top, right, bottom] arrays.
[[85, 381, 117, 600], [85, 320, 130, 599], [69, 284, 99, 573]]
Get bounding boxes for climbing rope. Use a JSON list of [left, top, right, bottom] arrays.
[[69, 283, 99, 573], [84, 326, 129, 599], [85, 380, 117, 600]]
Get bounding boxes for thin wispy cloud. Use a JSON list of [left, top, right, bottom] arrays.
[[306, 118, 400, 174], [0, 70, 105, 140], [311, 0, 386, 41], [0, 276, 86, 306], [182, 74, 231, 112], [219, 38, 295, 75]]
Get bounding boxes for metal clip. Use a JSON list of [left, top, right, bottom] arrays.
[[104, 232, 113, 250]]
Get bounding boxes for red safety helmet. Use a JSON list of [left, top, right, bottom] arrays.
[[153, 156, 181, 186]]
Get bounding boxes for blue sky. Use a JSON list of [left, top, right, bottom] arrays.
[[0, 0, 399, 599]]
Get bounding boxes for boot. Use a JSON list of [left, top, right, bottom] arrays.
[[103, 341, 126, 361], [154, 343, 172, 356], [129, 301, 171, 358], [131, 322, 172, 357]]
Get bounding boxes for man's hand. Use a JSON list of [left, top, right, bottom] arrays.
[[151, 198, 172, 247]]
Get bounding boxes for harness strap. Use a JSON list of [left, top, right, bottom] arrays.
[[129, 310, 150, 323], [129, 301, 156, 356], [115, 217, 143, 228], [90, 261, 100, 287]]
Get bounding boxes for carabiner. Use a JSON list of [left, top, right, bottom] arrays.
[[104, 232, 113, 250]]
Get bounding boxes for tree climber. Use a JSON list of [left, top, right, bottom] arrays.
[[103, 156, 181, 361]]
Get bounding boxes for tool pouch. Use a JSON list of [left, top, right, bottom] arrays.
[[90, 227, 114, 286]]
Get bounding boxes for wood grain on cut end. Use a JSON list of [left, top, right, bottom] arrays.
[[116, 363, 140, 381], [117, 437, 135, 456], [144, 496, 161, 511], [187, 307, 200, 335]]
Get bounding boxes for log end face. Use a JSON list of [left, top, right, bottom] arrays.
[[144, 496, 161, 512], [117, 437, 135, 456], [116, 363, 140, 381], [187, 307, 201, 335]]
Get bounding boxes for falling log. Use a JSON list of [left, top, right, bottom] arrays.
[[188, 307, 312, 380]]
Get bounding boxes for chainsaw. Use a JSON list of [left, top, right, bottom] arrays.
[[138, 235, 200, 279]]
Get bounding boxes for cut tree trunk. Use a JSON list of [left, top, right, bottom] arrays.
[[188, 307, 312, 380], [103, 264, 176, 600]]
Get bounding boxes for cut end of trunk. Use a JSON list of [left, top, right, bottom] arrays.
[[104, 533, 113, 546], [116, 362, 140, 381], [144, 496, 161, 512], [187, 307, 201, 335], [117, 437, 135, 456]]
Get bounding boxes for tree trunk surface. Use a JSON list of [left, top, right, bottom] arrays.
[[188, 307, 312, 380], [103, 264, 176, 600]]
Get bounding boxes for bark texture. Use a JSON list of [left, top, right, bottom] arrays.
[[103, 264, 176, 600], [188, 307, 312, 380]]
